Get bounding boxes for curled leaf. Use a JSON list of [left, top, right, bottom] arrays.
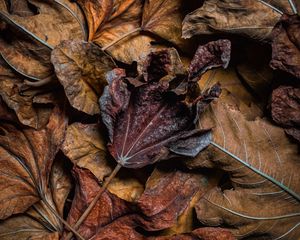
[[51, 40, 116, 115], [100, 48, 219, 168], [270, 14, 300, 78]]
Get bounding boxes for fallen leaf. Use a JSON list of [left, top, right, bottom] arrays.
[[100, 48, 219, 168], [0, 106, 67, 219], [186, 89, 300, 239], [77, 0, 154, 63], [271, 85, 300, 143], [0, 58, 54, 129], [182, 0, 292, 41], [141, 0, 185, 48], [270, 14, 300, 78], [51, 40, 116, 115]]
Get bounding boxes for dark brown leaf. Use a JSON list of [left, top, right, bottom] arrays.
[[271, 85, 300, 143], [100, 48, 219, 168], [270, 14, 300, 78], [51, 40, 116, 115], [188, 40, 231, 80]]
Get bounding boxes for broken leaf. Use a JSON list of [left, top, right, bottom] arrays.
[[186, 89, 300, 239], [182, 0, 293, 41], [270, 14, 300, 78], [0, 106, 67, 219], [51, 40, 116, 115], [271, 85, 300, 143], [100, 48, 218, 168]]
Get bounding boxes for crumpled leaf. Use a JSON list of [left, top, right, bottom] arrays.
[[270, 14, 300, 78], [65, 166, 223, 239], [77, 0, 154, 63], [0, 156, 72, 240], [51, 40, 116, 115], [182, 0, 293, 41], [0, 106, 67, 219], [0, 0, 85, 81], [188, 39, 231, 80], [186, 89, 300, 239], [271, 85, 300, 143], [100, 48, 221, 168], [0, 58, 55, 129], [141, 0, 186, 48], [61, 122, 144, 201]]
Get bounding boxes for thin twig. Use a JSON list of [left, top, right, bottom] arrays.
[[24, 75, 54, 87], [288, 0, 298, 14], [101, 28, 141, 51], [65, 163, 122, 240]]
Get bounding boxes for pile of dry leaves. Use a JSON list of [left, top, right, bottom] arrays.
[[0, 0, 300, 240]]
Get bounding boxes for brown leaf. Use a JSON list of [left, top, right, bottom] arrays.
[[77, 0, 154, 63], [270, 14, 300, 78], [0, 0, 85, 81], [51, 40, 116, 115], [186, 89, 300, 239], [5, 0, 38, 17], [0, 106, 67, 219], [182, 0, 292, 41], [0, 58, 54, 129], [141, 0, 185, 48], [271, 85, 300, 143], [100, 48, 218, 168], [66, 166, 207, 239]]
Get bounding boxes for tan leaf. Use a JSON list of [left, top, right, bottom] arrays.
[[186, 88, 300, 239], [77, 0, 154, 63], [0, 106, 67, 219], [51, 40, 116, 115], [182, 0, 294, 41]]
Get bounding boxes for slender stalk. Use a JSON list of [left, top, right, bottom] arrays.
[[288, 0, 298, 14], [24, 75, 54, 87], [101, 28, 141, 51], [258, 0, 283, 14], [42, 197, 85, 240], [65, 163, 122, 240]]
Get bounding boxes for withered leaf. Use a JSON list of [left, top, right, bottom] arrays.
[[271, 85, 300, 143], [141, 0, 185, 48], [100, 48, 218, 168], [188, 39, 231, 80], [0, 106, 67, 219], [0, 58, 54, 129], [66, 166, 209, 239], [51, 40, 116, 115], [270, 14, 300, 78], [0, 156, 72, 240], [0, 0, 85, 81], [77, 0, 154, 63], [182, 0, 293, 41], [187, 89, 300, 239]]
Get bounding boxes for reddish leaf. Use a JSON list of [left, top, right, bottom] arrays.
[[100, 48, 222, 168], [270, 14, 300, 78], [271, 85, 300, 143]]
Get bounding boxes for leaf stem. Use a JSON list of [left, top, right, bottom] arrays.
[[42, 197, 85, 240], [101, 28, 141, 51], [210, 141, 300, 201], [64, 163, 122, 240], [288, 0, 298, 14], [257, 0, 283, 14]]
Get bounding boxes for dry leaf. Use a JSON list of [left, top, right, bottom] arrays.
[[271, 85, 300, 143], [270, 14, 300, 78], [77, 0, 154, 63], [51, 40, 116, 115], [100, 48, 219, 168], [186, 89, 300, 239], [182, 0, 292, 41], [0, 106, 67, 219]]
